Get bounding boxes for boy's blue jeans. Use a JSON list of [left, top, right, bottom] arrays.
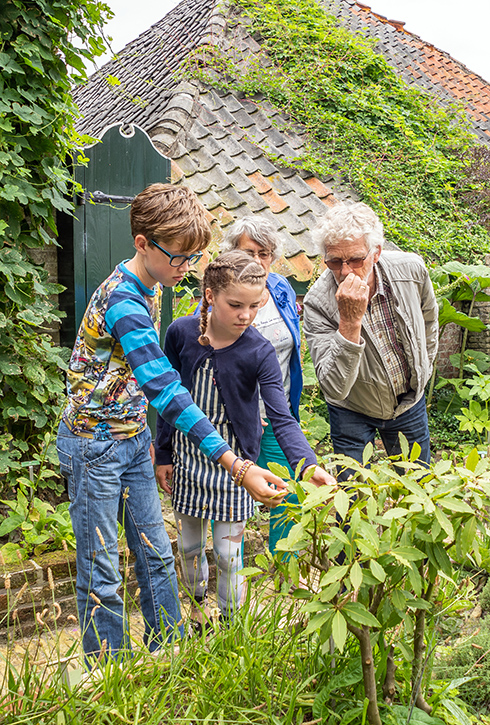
[[56, 421, 182, 659]]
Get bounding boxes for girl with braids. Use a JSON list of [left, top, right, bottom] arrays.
[[154, 251, 334, 627]]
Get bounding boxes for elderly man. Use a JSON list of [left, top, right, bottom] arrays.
[[303, 202, 438, 478]]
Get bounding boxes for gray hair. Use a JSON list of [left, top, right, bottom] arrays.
[[313, 202, 384, 254], [221, 216, 283, 262]]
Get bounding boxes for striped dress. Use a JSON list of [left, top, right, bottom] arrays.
[[171, 359, 254, 522]]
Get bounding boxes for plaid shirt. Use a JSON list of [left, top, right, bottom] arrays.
[[363, 266, 411, 397]]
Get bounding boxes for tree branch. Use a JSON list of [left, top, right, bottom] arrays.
[[369, 582, 384, 616], [347, 624, 382, 725], [382, 642, 396, 704]]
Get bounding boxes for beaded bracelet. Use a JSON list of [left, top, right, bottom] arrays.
[[232, 460, 247, 486], [233, 459, 254, 487], [234, 460, 253, 487], [230, 456, 244, 478]]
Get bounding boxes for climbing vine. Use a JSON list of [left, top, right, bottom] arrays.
[[189, 0, 489, 262], [0, 1, 111, 493]]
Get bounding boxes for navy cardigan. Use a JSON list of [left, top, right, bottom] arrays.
[[154, 316, 316, 471]]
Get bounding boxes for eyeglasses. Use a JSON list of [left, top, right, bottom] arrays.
[[324, 253, 370, 271], [151, 239, 203, 267], [243, 249, 273, 261]]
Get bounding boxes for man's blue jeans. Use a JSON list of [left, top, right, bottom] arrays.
[[327, 396, 431, 481], [56, 421, 183, 659]]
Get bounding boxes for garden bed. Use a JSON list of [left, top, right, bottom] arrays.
[[0, 497, 268, 643]]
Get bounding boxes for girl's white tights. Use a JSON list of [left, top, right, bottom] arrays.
[[173, 511, 246, 619]]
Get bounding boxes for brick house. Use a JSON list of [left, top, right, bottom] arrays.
[[65, 0, 490, 372]]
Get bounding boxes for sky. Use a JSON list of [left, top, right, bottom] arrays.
[[96, 0, 490, 83]]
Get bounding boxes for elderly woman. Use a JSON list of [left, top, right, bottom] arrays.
[[221, 217, 303, 555]]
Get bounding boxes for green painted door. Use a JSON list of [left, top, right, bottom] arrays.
[[73, 122, 172, 329], [73, 123, 172, 434]]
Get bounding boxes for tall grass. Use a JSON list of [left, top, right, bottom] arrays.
[[1, 554, 481, 724], [0, 566, 334, 724]]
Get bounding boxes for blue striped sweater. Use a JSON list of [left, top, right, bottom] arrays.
[[62, 263, 229, 462]]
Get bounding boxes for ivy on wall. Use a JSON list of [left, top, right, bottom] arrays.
[[0, 1, 111, 492], [190, 0, 490, 262]]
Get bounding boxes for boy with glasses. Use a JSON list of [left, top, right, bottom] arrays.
[[56, 184, 286, 662]]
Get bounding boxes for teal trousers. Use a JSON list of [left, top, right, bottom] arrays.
[[256, 419, 299, 556]]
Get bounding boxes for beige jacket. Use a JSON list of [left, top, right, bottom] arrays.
[[303, 250, 439, 420]]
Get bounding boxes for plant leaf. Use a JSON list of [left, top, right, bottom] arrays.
[[334, 488, 350, 520], [439, 699, 472, 725], [362, 441, 373, 466], [342, 602, 380, 627], [391, 546, 425, 562], [465, 447, 480, 472], [331, 610, 347, 652], [370, 559, 386, 582], [350, 560, 363, 590], [439, 497, 473, 514]]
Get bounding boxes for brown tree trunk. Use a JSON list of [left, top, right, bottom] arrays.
[[349, 624, 382, 725], [382, 643, 396, 704], [411, 608, 432, 714]]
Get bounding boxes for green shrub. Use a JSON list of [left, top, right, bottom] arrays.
[[0, 1, 111, 495], [434, 617, 490, 714], [479, 578, 490, 613], [428, 389, 478, 450], [256, 443, 490, 724]]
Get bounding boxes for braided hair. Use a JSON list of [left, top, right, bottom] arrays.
[[199, 250, 266, 346]]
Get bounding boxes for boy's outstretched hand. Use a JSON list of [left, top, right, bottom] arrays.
[[304, 465, 337, 488]]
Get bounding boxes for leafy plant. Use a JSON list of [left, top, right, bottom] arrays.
[[0, 490, 75, 562], [173, 280, 199, 319], [479, 576, 490, 613], [434, 617, 490, 716], [436, 362, 490, 446], [452, 349, 490, 374], [299, 339, 331, 450], [256, 441, 490, 725], [0, 1, 112, 493], [454, 144, 490, 232], [429, 373, 475, 450], [299, 401, 330, 450], [426, 262, 490, 407]]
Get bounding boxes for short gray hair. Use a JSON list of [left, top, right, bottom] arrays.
[[221, 216, 283, 262], [314, 202, 384, 254]]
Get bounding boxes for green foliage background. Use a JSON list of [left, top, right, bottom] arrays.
[[1, 0, 489, 494], [0, 1, 111, 492], [191, 0, 490, 262]]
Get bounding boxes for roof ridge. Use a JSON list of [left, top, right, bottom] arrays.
[[348, 0, 490, 85], [197, 0, 230, 49], [150, 81, 202, 155]]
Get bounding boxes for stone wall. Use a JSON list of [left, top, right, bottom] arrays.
[[0, 548, 79, 643], [467, 297, 490, 358], [0, 528, 266, 642], [28, 245, 60, 345], [437, 322, 462, 377]]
